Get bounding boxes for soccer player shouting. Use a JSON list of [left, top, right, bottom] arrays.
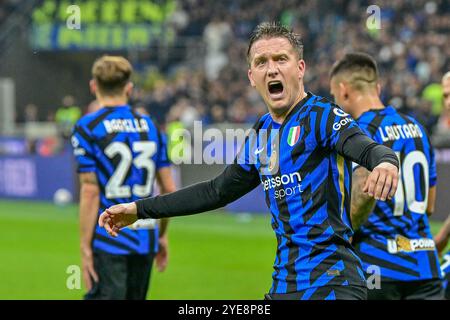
[[72, 56, 176, 299], [330, 53, 443, 299], [99, 23, 399, 300]]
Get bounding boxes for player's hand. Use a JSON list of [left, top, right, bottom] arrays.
[[81, 247, 98, 291], [98, 202, 138, 237], [364, 162, 399, 201], [155, 234, 169, 272]]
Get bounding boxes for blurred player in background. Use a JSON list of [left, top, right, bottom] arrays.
[[435, 72, 450, 133], [98, 22, 400, 300], [330, 52, 443, 299], [434, 71, 450, 300], [71, 56, 176, 300]]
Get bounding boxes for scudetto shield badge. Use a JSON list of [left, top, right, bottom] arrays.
[[287, 126, 300, 146]]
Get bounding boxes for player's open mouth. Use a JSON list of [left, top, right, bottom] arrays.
[[268, 81, 284, 99]]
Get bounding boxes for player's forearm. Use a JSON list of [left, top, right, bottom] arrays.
[[351, 168, 376, 230], [79, 185, 100, 250], [338, 132, 399, 171], [135, 164, 260, 219], [136, 180, 230, 219], [159, 218, 169, 237], [439, 215, 450, 240], [351, 194, 375, 230]]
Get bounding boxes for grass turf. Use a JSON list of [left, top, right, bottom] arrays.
[[0, 199, 446, 299]]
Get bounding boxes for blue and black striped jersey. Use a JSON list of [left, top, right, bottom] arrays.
[[237, 92, 367, 295], [71, 105, 170, 255], [353, 106, 441, 281]]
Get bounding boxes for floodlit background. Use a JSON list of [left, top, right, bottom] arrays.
[[0, 0, 449, 299]]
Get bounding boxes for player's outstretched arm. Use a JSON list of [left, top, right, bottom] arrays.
[[337, 131, 399, 201], [99, 164, 260, 237]]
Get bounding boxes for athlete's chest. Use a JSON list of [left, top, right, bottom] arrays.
[[254, 117, 317, 175]]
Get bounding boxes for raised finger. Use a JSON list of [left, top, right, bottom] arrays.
[[388, 173, 399, 199], [373, 171, 386, 199], [379, 174, 392, 201], [365, 170, 380, 197], [98, 212, 109, 227]]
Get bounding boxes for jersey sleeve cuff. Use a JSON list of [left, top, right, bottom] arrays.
[[135, 199, 150, 219], [156, 162, 172, 169], [77, 166, 96, 173]]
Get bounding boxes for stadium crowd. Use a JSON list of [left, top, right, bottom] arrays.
[[0, 0, 20, 25], [135, 0, 450, 136], [4, 0, 450, 136]]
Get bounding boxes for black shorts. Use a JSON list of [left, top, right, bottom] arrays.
[[84, 250, 155, 300], [367, 279, 444, 300], [443, 272, 450, 300], [264, 285, 368, 300]]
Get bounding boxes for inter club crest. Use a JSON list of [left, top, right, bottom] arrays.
[[268, 148, 277, 172], [287, 126, 300, 146]]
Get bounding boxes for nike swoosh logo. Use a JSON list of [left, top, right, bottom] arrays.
[[254, 147, 265, 155]]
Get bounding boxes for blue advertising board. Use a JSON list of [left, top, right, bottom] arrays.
[[0, 152, 76, 201]]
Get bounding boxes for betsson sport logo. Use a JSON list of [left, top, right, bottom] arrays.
[[332, 108, 354, 131], [261, 172, 303, 200]]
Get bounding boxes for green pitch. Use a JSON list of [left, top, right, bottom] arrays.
[[0, 199, 447, 300], [0, 200, 273, 299]]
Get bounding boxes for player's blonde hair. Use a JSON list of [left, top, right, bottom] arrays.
[[442, 71, 450, 83], [92, 55, 133, 96]]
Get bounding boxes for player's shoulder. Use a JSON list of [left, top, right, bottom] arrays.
[[384, 107, 429, 134], [134, 111, 164, 138], [357, 107, 396, 135], [401, 112, 431, 140], [138, 112, 159, 131], [130, 109, 167, 143], [74, 108, 109, 130], [251, 112, 272, 130], [398, 110, 424, 128], [302, 93, 346, 116]]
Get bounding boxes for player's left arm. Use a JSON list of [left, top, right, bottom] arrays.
[[323, 107, 398, 201], [350, 166, 376, 230], [71, 123, 100, 290], [426, 186, 436, 217], [337, 130, 399, 201], [78, 172, 100, 290], [431, 154, 449, 254], [435, 214, 450, 255]]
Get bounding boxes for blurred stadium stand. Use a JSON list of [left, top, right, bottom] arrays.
[[0, 0, 449, 219]]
